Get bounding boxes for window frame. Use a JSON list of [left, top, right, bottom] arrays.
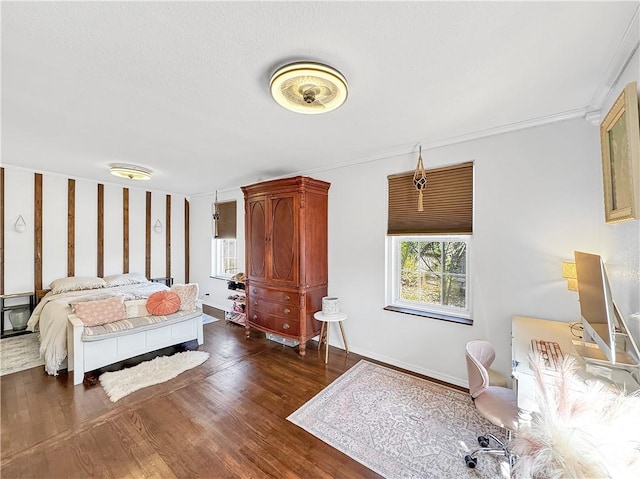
[[211, 237, 238, 279], [385, 234, 472, 324]]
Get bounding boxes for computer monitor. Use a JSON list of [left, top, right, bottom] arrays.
[[574, 251, 639, 369]]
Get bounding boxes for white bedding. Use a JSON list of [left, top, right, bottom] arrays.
[[27, 281, 169, 375]]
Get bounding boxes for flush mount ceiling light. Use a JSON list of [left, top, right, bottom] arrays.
[[109, 164, 152, 180], [270, 62, 348, 114]]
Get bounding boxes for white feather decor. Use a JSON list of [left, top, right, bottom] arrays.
[[511, 354, 640, 479]]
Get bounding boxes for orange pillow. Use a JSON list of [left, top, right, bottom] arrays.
[[146, 291, 180, 316]]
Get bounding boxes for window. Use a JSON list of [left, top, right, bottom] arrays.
[[386, 162, 473, 323], [212, 238, 238, 278], [387, 236, 470, 320], [210, 200, 238, 279]]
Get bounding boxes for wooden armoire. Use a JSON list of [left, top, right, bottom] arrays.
[[242, 176, 330, 356]]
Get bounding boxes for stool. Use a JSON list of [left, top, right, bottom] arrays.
[[314, 311, 349, 364]]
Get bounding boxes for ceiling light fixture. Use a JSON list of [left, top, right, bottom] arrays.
[[270, 62, 348, 114], [109, 164, 152, 180]]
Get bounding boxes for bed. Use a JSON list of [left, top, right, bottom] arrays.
[[27, 274, 202, 378]]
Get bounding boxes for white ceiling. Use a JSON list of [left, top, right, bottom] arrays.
[[2, 1, 639, 196]]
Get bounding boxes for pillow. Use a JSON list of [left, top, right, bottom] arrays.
[[50, 276, 107, 294], [103, 273, 149, 287], [69, 293, 118, 311], [146, 291, 181, 316], [171, 283, 199, 311], [74, 296, 126, 327], [125, 299, 151, 318]]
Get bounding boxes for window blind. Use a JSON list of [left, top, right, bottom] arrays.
[[387, 161, 473, 235], [214, 200, 237, 239]]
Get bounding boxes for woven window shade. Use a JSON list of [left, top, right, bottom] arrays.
[[387, 162, 473, 235], [214, 201, 237, 239]]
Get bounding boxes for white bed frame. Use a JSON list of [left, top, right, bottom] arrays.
[[67, 312, 204, 385]]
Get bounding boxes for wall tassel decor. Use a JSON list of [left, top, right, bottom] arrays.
[[212, 191, 220, 237], [413, 145, 427, 211]]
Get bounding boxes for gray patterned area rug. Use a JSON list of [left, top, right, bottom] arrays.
[[0, 333, 44, 376], [288, 360, 509, 479]]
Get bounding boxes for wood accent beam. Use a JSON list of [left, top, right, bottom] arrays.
[[145, 191, 151, 279], [34, 173, 43, 292], [67, 179, 75, 277], [184, 199, 189, 283], [0, 168, 4, 295], [165, 195, 171, 279], [123, 188, 129, 274], [97, 184, 104, 277]]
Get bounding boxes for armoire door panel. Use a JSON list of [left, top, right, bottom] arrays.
[[248, 199, 266, 279], [271, 196, 297, 283]]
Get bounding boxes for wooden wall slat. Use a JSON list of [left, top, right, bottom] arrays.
[[145, 191, 151, 279], [166, 194, 171, 279], [123, 188, 129, 274], [67, 179, 75, 277], [97, 184, 104, 277], [185, 199, 189, 283], [34, 173, 43, 292], [0, 167, 4, 295]]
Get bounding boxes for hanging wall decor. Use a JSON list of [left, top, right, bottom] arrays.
[[413, 145, 427, 211], [212, 191, 220, 237]]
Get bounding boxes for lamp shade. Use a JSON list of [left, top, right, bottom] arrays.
[[270, 62, 348, 114], [562, 261, 578, 291]]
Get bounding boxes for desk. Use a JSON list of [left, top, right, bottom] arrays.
[[512, 316, 640, 414]]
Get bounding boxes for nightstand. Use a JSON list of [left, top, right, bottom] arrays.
[[150, 277, 174, 287], [1, 292, 35, 339]]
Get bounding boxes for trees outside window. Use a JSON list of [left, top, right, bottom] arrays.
[[388, 236, 470, 320]]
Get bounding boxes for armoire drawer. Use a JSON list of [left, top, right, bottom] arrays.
[[249, 285, 299, 305], [249, 298, 299, 318], [248, 310, 300, 336]]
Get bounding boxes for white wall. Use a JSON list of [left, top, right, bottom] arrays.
[[599, 48, 640, 340], [3, 167, 187, 298], [190, 112, 640, 387], [190, 189, 245, 310]]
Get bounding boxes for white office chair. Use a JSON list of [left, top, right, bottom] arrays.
[[464, 340, 518, 469]]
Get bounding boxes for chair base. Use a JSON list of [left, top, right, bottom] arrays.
[[464, 431, 515, 471]]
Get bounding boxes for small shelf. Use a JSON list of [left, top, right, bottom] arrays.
[[226, 279, 246, 326], [1, 292, 35, 339]]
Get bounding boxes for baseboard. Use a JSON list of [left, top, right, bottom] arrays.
[[338, 344, 468, 389], [202, 304, 225, 320]]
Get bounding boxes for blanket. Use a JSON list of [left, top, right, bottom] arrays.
[[27, 282, 168, 375]]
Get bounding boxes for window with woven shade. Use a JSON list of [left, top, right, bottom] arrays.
[[214, 201, 237, 239], [387, 161, 473, 235], [211, 200, 238, 278], [385, 161, 474, 325]]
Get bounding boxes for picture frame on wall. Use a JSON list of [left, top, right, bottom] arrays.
[[599, 81, 640, 224]]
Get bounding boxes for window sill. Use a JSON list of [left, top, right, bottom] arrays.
[[383, 305, 473, 326], [210, 276, 232, 281]]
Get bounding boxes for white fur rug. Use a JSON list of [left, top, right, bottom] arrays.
[[100, 350, 209, 402]]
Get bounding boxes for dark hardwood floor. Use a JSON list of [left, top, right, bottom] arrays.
[[1, 320, 390, 478]]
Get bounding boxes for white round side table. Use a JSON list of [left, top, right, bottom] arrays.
[[314, 311, 349, 364]]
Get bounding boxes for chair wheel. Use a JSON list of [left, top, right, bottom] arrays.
[[464, 455, 477, 468], [478, 435, 490, 447]]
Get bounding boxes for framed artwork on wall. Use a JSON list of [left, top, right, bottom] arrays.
[[599, 81, 640, 224]]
